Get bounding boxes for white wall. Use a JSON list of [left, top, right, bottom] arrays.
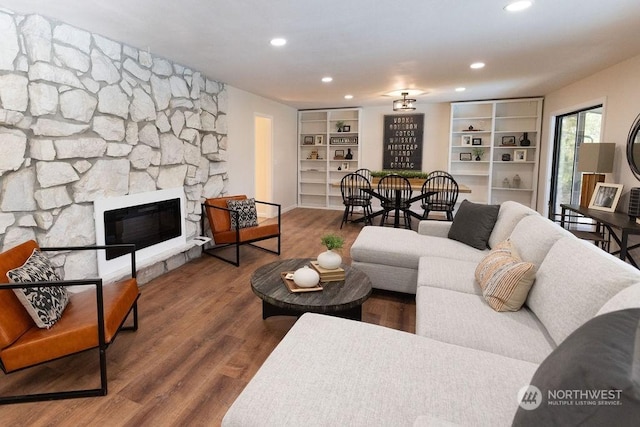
[[359, 103, 451, 172], [227, 86, 298, 213], [538, 54, 640, 214]]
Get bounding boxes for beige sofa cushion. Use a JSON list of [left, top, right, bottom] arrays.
[[418, 257, 482, 295], [596, 282, 640, 316], [508, 214, 572, 267], [527, 236, 640, 345], [488, 201, 539, 249], [223, 313, 538, 427], [416, 286, 555, 363]]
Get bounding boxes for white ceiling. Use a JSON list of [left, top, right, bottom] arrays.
[[2, 0, 640, 109]]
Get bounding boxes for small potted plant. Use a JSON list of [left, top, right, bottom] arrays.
[[335, 121, 345, 132], [472, 148, 484, 161], [318, 233, 344, 269]]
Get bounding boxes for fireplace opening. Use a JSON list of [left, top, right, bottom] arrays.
[[104, 198, 182, 260]]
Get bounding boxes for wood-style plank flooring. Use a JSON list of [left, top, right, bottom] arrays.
[[0, 208, 415, 426]]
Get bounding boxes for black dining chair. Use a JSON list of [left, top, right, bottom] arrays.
[[340, 173, 373, 228], [421, 171, 459, 221], [354, 168, 372, 183], [377, 174, 413, 229]]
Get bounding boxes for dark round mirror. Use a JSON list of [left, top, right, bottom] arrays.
[[626, 113, 640, 180]]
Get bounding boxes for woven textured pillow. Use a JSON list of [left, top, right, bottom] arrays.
[[475, 240, 536, 312], [226, 198, 259, 229], [6, 249, 69, 329]]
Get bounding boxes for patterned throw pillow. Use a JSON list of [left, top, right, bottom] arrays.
[[7, 249, 69, 329], [475, 240, 536, 312], [226, 198, 259, 229]]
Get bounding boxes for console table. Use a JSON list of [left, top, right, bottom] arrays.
[[560, 204, 640, 268]]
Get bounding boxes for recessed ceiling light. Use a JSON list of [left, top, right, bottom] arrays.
[[344, 94, 353, 100], [455, 87, 466, 92], [504, 1, 533, 12], [270, 38, 287, 47], [321, 76, 333, 83], [470, 62, 485, 69]]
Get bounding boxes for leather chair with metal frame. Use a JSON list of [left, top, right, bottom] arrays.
[[421, 171, 459, 221], [340, 173, 373, 228], [0, 240, 139, 405], [201, 195, 281, 266]]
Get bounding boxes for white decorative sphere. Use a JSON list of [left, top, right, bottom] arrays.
[[317, 250, 342, 270], [292, 266, 320, 288]]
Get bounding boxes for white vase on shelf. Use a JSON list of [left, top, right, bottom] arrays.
[[317, 249, 342, 270]]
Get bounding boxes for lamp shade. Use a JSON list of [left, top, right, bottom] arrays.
[[577, 143, 615, 173]]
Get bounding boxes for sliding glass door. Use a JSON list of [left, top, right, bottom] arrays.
[[548, 105, 603, 219]]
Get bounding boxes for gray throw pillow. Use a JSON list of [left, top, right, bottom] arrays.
[[447, 200, 500, 250], [512, 308, 640, 426], [6, 249, 69, 329]]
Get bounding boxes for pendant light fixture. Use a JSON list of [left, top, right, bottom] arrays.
[[392, 92, 416, 112]]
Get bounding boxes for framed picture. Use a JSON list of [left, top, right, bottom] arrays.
[[303, 136, 314, 145], [315, 135, 324, 145], [342, 125, 351, 132], [461, 135, 472, 146], [472, 137, 482, 146], [589, 183, 623, 212], [341, 162, 350, 171], [514, 149, 526, 162], [334, 149, 345, 159], [501, 136, 516, 146], [460, 152, 472, 161]]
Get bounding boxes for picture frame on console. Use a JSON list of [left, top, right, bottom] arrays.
[[589, 183, 623, 212]]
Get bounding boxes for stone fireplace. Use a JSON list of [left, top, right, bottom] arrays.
[[0, 10, 228, 283]]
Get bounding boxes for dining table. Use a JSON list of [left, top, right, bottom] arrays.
[[332, 178, 471, 228]]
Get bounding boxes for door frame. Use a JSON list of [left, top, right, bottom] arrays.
[[543, 97, 607, 218]]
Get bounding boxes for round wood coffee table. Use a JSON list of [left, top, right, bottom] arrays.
[[251, 258, 372, 321]]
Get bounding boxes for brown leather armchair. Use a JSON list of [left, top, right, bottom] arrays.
[[201, 195, 281, 266]]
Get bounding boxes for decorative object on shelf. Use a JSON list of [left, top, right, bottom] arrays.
[[472, 148, 484, 161], [502, 153, 512, 161], [578, 142, 616, 208], [342, 125, 351, 132], [501, 136, 517, 146], [472, 137, 482, 146], [303, 136, 314, 145], [588, 182, 624, 212], [514, 149, 526, 162], [341, 162, 349, 171], [335, 121, 345, 132], [392, 92, 416, 111], [503, 177, 511, 188], [318, 234, 344, 270], [461, 135, 472, 146], [345, 148, 353, 160], [307, 150, 319, 160], [334, 149, 345, 160], [460, 152, 472, 161], [314, 135, 324, 145], [292, 266, 320, 288], [512, 174, 521, 189], [519, 132, 531, 146], [468, 125, 474, 131], [330, 136, 358, 144]]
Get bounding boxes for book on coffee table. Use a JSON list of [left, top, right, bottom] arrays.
[[310, 261, 345, 282]]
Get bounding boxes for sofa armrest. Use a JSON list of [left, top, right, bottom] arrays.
[[417, 221, 452, 237]]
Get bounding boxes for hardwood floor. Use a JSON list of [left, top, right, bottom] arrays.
[[0, 208, 415, 426]]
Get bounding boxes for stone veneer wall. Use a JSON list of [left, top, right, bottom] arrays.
[[0, 11, 228, 283]]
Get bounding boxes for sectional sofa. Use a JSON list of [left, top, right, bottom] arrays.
[[222, 201, 640, 426]]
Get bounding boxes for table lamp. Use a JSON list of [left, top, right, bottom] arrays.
[[577, 142, 615, 208]]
